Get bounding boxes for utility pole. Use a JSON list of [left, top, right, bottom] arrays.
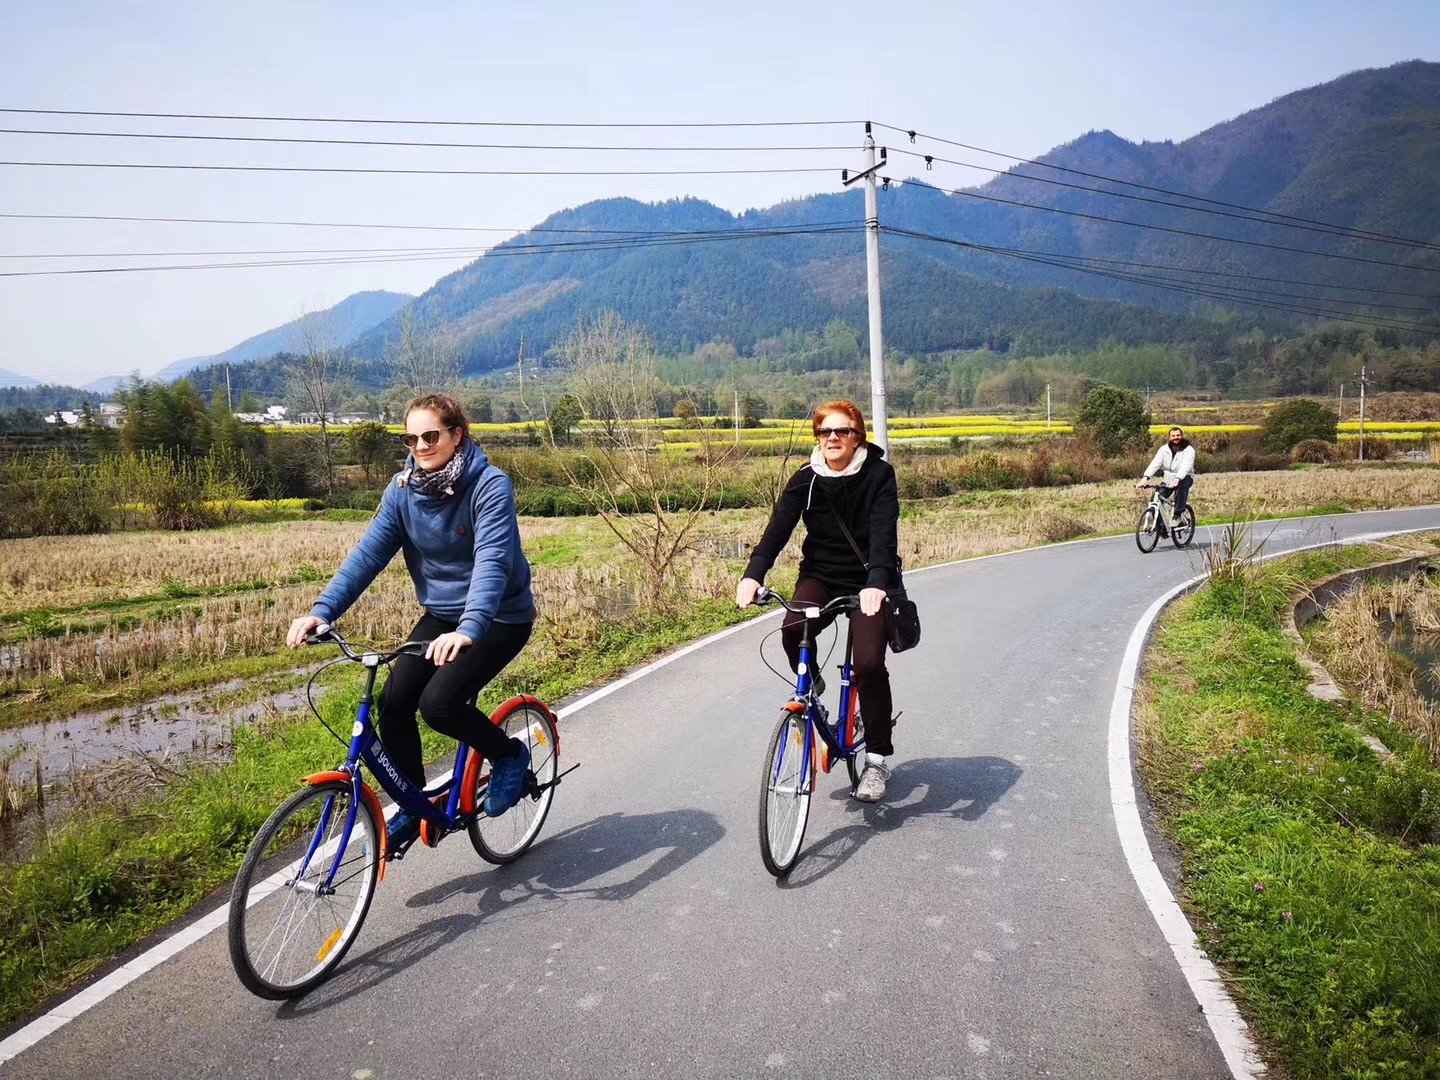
[[734, 387, 740, 445], [1046, 383, 1052, 429], [1358, 363, 1368, 462], [842, 125, 889, 451], [517, 334, 526, 409], [1338, 383, 1344, 421], [225, 365, 233, 412]]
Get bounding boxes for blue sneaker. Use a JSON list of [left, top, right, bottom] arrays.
[[386, 809, 420, 850], [485, 739, 531, 817]]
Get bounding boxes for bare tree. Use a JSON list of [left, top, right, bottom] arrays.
[[543, 312, 735, 607], [286, 310, 350, 494], [390, 305, 461, 398]]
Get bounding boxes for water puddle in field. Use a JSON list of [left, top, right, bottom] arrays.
[[690, 536, 751, 559], [0, 677, 317, 862], [1382, 615, 1440, 708]]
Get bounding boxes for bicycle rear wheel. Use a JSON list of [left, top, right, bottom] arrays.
[[1171, 505, 1196, 548], [469, 703, 558, 864], [844, 685, 868, 791], [228, 779, 380, 999], [1135, 506, 1160, 552], [759, 710, 813, 878]]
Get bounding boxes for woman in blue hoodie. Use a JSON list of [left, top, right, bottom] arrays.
[[286, 393, 535, 843]]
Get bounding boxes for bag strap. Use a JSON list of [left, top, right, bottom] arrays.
[[815, 482, 870, 571]]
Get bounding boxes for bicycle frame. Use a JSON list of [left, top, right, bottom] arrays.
[[773, 606, 861, 791], [300, 645, 559, 883]]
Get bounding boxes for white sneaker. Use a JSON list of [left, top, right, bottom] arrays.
[[854, 761, 891, 803]]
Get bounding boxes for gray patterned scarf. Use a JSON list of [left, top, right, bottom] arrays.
[[405, 448, 467, 497]]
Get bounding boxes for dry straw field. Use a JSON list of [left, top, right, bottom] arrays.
[[5, 463, 1440, 733]]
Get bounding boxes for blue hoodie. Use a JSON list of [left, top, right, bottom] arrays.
[[310, 438, 534, 642]]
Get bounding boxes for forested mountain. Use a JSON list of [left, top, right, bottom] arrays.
[[156, 289, 411, 383], [345, 61, 1440, 376]]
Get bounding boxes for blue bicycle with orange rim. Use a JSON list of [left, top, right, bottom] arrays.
[[226, 625, 571, 999], [751, 587, 866, 877]]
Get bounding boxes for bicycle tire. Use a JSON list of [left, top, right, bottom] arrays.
[[1135, 507, 1160, 553], [1171, 506, 1196, 548], [844, 685, 867, 791], [759, 710, 813, 878], [228, 779, 380, 999], [469, 703, 558, 864]]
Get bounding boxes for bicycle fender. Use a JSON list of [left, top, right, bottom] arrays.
[[303, 770, 388, 881], [781, 701, 807, 714], [490, 694, 560, 752]]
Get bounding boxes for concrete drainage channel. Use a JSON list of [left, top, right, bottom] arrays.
[[1283, 549, 1436, 764]]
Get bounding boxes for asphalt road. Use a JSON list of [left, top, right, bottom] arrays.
[[6, 507, 1438, 1080]]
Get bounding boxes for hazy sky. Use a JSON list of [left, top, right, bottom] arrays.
[[1, 0, 1437, 385]]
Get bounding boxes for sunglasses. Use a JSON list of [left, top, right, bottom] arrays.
[[400, 426, 457, 449], [816, 426, 860, 440]]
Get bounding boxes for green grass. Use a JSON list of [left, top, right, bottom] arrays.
[[1140, 545, 1440, 1077], [0, 595, 758, 1027]]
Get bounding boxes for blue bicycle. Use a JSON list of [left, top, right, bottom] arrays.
[[227, 626, 569, 999], [751, 588, 866, 877]]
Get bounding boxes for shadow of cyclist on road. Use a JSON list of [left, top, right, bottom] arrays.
[[278, 807, 723, 1016], [780, 755, 1021, 890]]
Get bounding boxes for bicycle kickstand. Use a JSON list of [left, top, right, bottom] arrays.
[[530, 762, 581, 797]]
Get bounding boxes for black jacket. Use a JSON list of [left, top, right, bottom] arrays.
[[743, 447, 901, 592]]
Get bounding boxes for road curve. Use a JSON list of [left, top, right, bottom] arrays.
[[5, 507, 1438, 1080]]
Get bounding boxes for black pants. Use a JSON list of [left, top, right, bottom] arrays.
[[377, 613, 532, 788], [780, 577, 895, 756], [1168, 476, 1194, 518]]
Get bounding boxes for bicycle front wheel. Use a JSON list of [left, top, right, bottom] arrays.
[[228, 779, 380, 999], [1135, 507, 1160, 553], [759, 710, 813, 878], [469, 703, 558, 864], [1171, 505, 1196, 548], [844, 685, 868, 791]]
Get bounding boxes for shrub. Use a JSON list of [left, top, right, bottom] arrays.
[[1035, 512, 1093, 544], [1075, 384, 1151, 457], [1261, 399, 1338, 452], [1291, 438, 1336, 464]]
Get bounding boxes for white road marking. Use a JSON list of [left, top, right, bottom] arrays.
[[1105, 524, 1435, 1080]]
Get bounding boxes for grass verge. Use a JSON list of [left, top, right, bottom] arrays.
[[1137, 541, 1440, 1077]]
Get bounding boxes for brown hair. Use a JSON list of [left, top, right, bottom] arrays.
[[812, 399, 867, 444], [404, 393, 470, 439]]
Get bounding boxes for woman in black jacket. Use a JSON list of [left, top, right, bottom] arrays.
[[736, 400, 901, 803]]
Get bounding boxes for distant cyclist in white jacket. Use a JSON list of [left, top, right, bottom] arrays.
[[1137, 426, 1195, 529]]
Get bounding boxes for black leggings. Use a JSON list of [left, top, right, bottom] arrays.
[[377, 613, 532, 787], [780, 577, 895, 756]]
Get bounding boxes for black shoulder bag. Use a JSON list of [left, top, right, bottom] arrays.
[[820, 489, 922, 654]]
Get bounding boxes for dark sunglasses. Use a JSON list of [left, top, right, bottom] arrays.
[[400, 426, 456, 448], [816, 426, 860, 440]]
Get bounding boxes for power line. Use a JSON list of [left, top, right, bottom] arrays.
[[984, 247, 1440, 303], [0, 107, 858, 129], [0, 127, 858, 153], [1, 245, 495, 259], [0, 211, 853, 235], [875, 121, 1440, 253], [886, 146, 1440, 254], [0, 223, 859, 278], [896, 177, 1440, 276], [0, 160, 835, 177], [884, 225, 1436, 333]]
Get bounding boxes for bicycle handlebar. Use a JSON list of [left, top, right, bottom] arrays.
[[305, 624, 432, 664], [752, 587, 861, 618]]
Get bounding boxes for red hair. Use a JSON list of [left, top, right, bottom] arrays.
[[812, 400, 867, 444]]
